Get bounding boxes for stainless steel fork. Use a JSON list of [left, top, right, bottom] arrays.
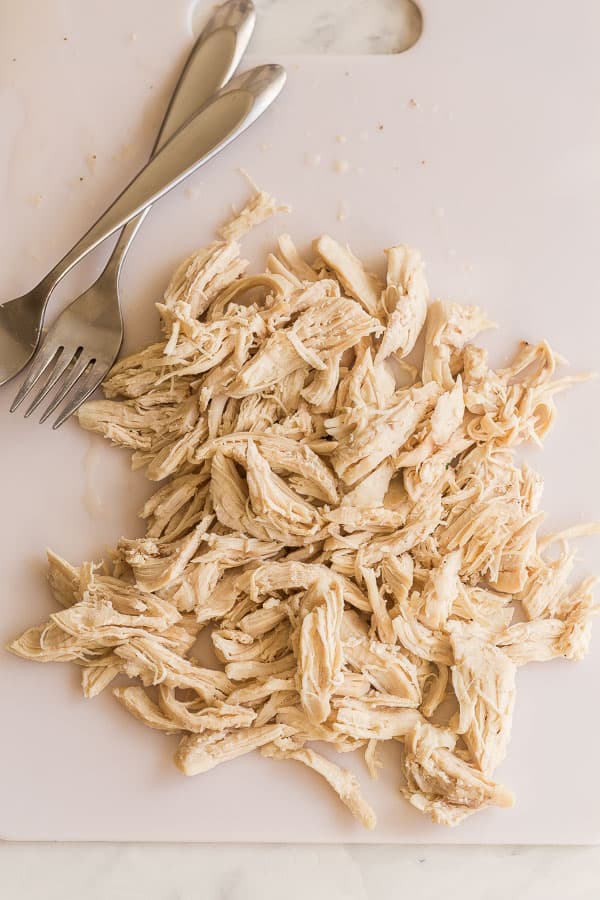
[[10, 0, 257, 428]]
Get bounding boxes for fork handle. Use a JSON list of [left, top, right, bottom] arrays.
[[103, 0, 255, 282], [37, 63, 285, 304]]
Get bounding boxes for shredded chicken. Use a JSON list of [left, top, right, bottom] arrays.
[[9, 184, 598, 831], [448, 622, 516, 774]]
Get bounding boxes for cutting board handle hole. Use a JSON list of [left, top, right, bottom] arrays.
[[191, 0, 422, 55]]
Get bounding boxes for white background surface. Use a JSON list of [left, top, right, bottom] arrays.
[[2, 843, 599, 899], [2, 0, 600, 893]]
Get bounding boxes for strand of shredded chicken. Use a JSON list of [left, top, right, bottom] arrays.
[[9, 185, 600, 831]]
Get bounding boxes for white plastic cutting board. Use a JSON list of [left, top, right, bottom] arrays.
[[1, 0, 600, 843]]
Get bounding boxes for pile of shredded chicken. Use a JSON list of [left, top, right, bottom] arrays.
[[10, 187, 599, 830]]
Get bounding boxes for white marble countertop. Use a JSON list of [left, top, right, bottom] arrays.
[[3, 0, 600, 895], [2, 843, 600, 898]]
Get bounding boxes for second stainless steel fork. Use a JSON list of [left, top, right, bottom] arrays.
[[10, 0, 257, 427]]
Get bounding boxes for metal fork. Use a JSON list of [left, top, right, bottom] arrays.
[[10, 0, 256, 428]]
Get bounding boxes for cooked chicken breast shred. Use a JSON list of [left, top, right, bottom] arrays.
[[9, 185, 598, 831]]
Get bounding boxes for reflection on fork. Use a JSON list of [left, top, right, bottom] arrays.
[[9, 263, 123, 428]]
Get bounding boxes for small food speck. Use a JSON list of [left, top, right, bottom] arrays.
[[420, 160, 427, 166], [408, 98, 419, 109], [377, 124, 384, 131], [337, 202, 347, 222], [333, 159, 349, 175], [304, 152, 321, 167], [63, 36, 68, 42], [29, 194, 43, 207], [86, 153, 97, 174], [11, 57, 16, 62], [335, 135, 347, 144], [79, 176, 84, 182]]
